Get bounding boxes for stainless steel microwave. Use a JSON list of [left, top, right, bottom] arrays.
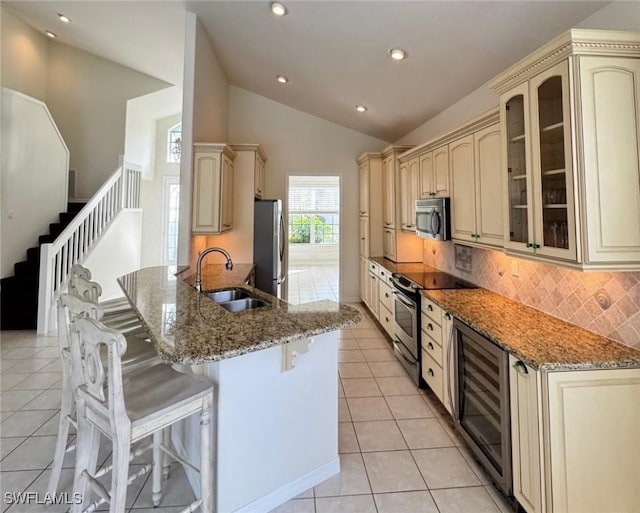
[[415, 198, 451, 240]]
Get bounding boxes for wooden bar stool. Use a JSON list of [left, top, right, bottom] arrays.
[[48, 294, 160, 496], [69, 317, 214, 513], [70, 265, 134, 315]]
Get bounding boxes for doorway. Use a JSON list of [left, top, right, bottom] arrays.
[[287, 175, 340, 304]]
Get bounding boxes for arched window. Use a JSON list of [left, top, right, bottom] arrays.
[[167, 123, 182, 163]]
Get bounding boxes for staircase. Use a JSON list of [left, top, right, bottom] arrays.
[[1, 202, 85, 330]]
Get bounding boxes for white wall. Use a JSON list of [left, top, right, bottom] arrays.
[[178, 12, 230, 268], [83, 209, 142, 299], [0, 7, 49, 102], [140, 113, 181, 267], [46, 41, 172, 199], [1, 88, 69, 278], [576, 1, 640, 31], [229, 86, 388, 302]]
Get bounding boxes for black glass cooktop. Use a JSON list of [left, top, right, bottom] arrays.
[[399, 272, 477, 290]]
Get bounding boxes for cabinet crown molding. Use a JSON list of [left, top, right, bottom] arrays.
[[357, 152, 383, 164], [381, 145, 414, 158], [193, 143, 236, 159], [229, 143, 267, 162], [487, 28, 640, 95], [398, 108, 499, 162]]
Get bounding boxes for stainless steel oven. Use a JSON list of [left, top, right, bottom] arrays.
[[453, 319, 512, 497], [390, 274, 421, 385]]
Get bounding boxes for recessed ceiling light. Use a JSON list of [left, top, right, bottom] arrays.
[[270, 2, 288, 16], [45, 30, 57, 38], [355, 105, 368, 113], [389, 48, 407, 61], [58, 13, 71, 23], [276, 75, 289, 84]]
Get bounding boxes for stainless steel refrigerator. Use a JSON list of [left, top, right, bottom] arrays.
[[253, 199, 285, 298]]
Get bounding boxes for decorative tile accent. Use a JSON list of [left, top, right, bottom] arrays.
[[423, 241, 640, 350]]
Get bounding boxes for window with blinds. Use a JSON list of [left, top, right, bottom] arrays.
[[288, 179, 340, 245]]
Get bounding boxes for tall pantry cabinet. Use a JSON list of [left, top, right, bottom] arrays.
[[488, 29, 640, 270]]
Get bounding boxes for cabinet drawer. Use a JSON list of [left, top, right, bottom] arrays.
[[379, 282, 394, 312], [421, 333, 443, 365], [379, 304, 394, 337], [421, 351, 444, 401], [421, 315, 442, 342], [421, 297, 442, 324], [377, 266, 391, 282], [369, 261, 379, 274]]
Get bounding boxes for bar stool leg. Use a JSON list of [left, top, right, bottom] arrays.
[[110, 428, 131, 513], [71, 402, 99, 513], [162, 426, 172, 480], [200, 397, 214, 513], [48, 377, 73, 495], [152, 431, 163, 506]]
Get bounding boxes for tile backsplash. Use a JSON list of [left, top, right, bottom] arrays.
[[423, 241, 640, 350]]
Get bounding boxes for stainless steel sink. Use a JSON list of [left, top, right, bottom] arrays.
[[218, 298, 268, 313], [204, 288, 250, 303]]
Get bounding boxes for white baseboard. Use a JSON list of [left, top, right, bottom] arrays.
[[234, 457, 340, 513], [172, 434, 339, 513]]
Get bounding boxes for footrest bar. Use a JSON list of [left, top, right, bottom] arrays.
[[94, 442, 153, 478], [160, 444, 200, 474], [179, 499, 203, 513]]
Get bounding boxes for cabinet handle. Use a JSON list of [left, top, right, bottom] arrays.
[[385, 293, 389, 298], [427, 305, 433, 311], [444, 312, 451, 320], [361, 237, 365, 240], [427, 323, 433, 331], [427, 342, 434, 350], [427, 368, 435, 377], [223, 223, 231, 228], [360, 211, 366, 214], [513, 360, 528, 375], [385, 317, 389, 322]]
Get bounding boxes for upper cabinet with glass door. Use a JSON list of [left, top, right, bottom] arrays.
[[489, 29, 640, 270]]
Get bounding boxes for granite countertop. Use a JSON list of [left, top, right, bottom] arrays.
[[369, 257, 435, 274], [423, 288, 640, 371], [118, 266, 360, 364]]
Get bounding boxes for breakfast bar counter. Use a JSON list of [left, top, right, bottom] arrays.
[[118, 265, 360, 513]]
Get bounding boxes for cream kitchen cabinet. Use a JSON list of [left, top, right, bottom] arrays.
[[420, 146, 449, 198], [192, 143, 236, 234], [420, 295, 455, 415], [357, 153, 383, 259], [381, 145, 422, 262], [254, 150, 266, 198], [230, 144, 267, 200], [510, 356, 640, 513], [400, 157, 420, 232], [449, 123, 503, 247], [366, 261, 379, 318], [377, 268, 394, 337], [489, 29, 640, 270], [359, 257, 368, 303]]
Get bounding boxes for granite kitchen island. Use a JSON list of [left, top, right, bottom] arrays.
[[118, 265, 360, 513]]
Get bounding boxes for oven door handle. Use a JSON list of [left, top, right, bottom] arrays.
[[393, 340, 417, 365], [392, 290, 416, 310]]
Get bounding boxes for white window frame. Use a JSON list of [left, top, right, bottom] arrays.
[[161, 176, 180, 265]]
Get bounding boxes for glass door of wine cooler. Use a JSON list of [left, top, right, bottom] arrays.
[[530, 60, 576, 261]]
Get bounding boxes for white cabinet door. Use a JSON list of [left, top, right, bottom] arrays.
[[360, 257, 367, 302], [359, 217, 369, 258], [382, 156, 396, 229], [474, 124, 504, 247], [407, 157, 420, 231], [220, 155, 234, 232], [545, 367, 640, 513], [192, 147, 234, 234], [510, 356, 543, 513], [419, 151, 434, 198], [579, 56, 640, 264], [441, 311, 454, 415], [399, 162, 411, 230], [383, 228, 396, 261], [254, 155, 265, 198], [450, 135, 476, 243], [367, 271, 379, 318], [359, 161, 369, 217], [433, 145, 449, 197]]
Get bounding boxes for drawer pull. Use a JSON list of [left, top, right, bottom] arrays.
[[385, 317, 389, 322], [427, 323, 434, 331], [427, 342, 434, 350], [444, 312, 451, 320], [427, 305, 434, 312], [513, 361, 528, 375], [385, 293, 389, 298], [427, 368, 434, 377]]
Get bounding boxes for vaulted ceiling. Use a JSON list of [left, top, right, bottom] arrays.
[[5, 1, 609, 141]]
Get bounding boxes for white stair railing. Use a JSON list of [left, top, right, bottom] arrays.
[[37, 162, 142, 333]]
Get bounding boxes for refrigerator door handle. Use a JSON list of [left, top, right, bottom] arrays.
[[279, 215, 285, 261]]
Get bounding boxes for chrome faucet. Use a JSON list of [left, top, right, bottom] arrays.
[[195, 247, 234, 292]]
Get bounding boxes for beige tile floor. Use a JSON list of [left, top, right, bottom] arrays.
[[287, 265, 339, 304], [1, 306, 514, 513]]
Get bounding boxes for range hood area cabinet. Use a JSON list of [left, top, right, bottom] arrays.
[[488, 29, 640, 270], [192, 143, 236, 234], [510, 357, 640, 513]]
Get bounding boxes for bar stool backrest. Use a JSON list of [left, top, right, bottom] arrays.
[[70, 317, 129, 429], [70, 264, 92, 280], [69, 275, 103, 303]]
